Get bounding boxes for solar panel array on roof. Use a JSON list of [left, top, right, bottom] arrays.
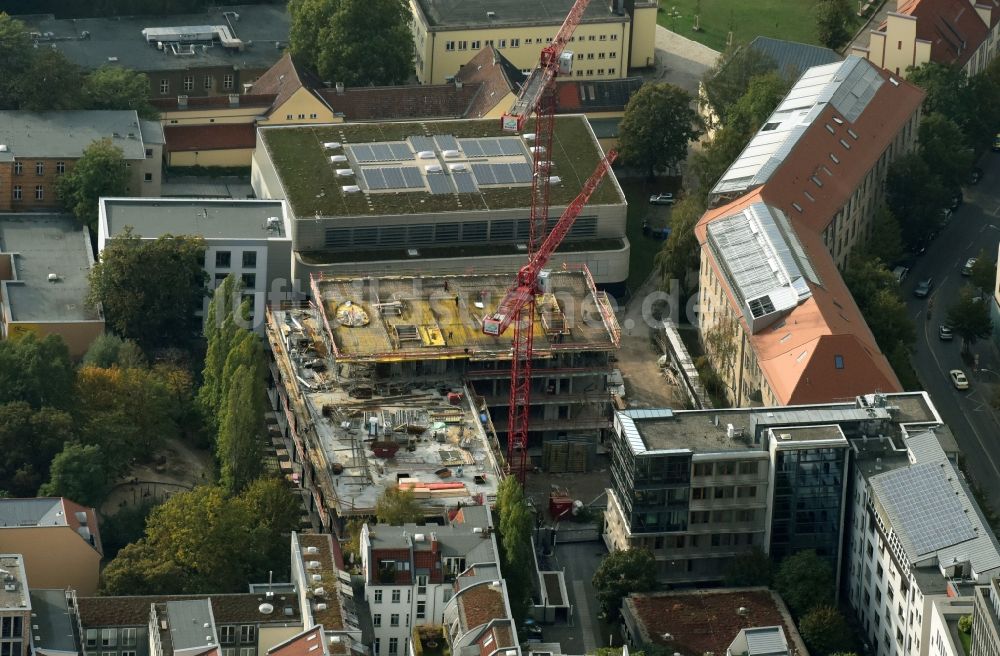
[[471, 162, 533, 185], [426, 173, 455, 195], [453, 171, 478, 193], [359, 166, 424, 190], [408, 136, 436, 152], [433, 135, 460, 152], [459, 137, 525, 158], [349, 142, 412, 163]]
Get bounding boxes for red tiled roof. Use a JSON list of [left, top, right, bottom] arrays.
[[556, 77, 643, 113], [317, 84, 482, 121], [62, 497, 103, 557], [458, 584, 507, 631], [896, 0, 990, 68], [455, 46, 525, 118], [250, 53, 329, 113], [151, 94, 277, 112], [164, 124, 257, 152]]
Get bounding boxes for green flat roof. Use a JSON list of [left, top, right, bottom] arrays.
[[258, 116, 623, 219]]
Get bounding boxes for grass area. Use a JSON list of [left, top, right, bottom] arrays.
[[959, 629, 972, 656], [260, 116, 622, 218], [656, 0, 824, 52], [298, 237, 626, 264], [619, 177, 679, 296]]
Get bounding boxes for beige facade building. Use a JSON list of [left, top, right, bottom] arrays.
[[851, 0, 1000, 78], [409, 0, 657, 85], [698, 57, 924, 407], [973, 579, 1000, 656], [0, 498, 102, 596]]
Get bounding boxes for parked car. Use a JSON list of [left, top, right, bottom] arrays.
[[913, 278, 933, 298], [948, 192, 963, 209], [520, 620, 543, 638], [649, 193, 675, 205], [892, 266, 909, 284], [950, 369, 970, 390], [962, 257, 977, 276], [938, 324, 953, 341], [993, 133, 1000, 152], [969, 167, 983, 184]]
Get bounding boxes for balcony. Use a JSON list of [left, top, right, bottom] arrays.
[[413, 627, 449, 656]]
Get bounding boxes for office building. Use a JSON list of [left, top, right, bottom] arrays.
[[0, 555, 29, 656], [972, 578, 1000, 656]]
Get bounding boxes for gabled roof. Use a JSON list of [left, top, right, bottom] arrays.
[[0, 497, 102, 557], [249, 53, 328, 112], [896, 0, 990, 68], [745, 36, 843, 78], [455, 46, 525, 118], [556, 77, 644, 113], [268, 626, 328, 656]]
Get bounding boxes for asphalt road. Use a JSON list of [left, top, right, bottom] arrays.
[[901, 152, 1000, 504]]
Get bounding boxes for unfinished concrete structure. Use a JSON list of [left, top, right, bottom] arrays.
[[265, 267, 619, 530]]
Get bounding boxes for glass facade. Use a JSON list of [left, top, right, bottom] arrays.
[[610, 434, 691, 533]]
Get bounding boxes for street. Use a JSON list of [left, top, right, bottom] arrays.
[[901, 151, 1000, 505]]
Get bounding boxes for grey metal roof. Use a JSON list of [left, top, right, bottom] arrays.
[[166, 599, 217, 651], [18, 5, 289, 73], [0, 498, 67, 528], [712, 56, 882, 197], [139, 119, 165, 145], [0, 111, 147, 160], [414, 0, 631, 29], [746, 37, 843, 78], [0, 554, 29, 612], [29, 589, 80, 654], [0, 215, 100, 323], [744, 626, 789, 656], [706, 202, 816, 332], [101, 198, 289, 240]]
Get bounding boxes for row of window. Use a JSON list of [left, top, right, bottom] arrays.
[[285, 113, 319, 120], [12, 161, 65, 176], [372, 637, 399, 656], [215, 272, 256, 290], [444, 33, 618, 51], [215, 250, 258, 268], [323, 217, 598, 250], [8, 185, 48, 200], [689, 508, 758, 524], [159, 74, 235, 95], [574, 68, 617, 77], [576, 51, 618, 60], [690, 485, 759, 500], [372, 613, 407, 628], [692, 460, 760, 477], [218, 625, 257, 644], [85, 628, 138, 648]]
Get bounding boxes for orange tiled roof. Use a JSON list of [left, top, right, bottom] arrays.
[[895, 0, 990, 68]]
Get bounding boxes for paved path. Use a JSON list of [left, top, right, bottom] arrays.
[[573, 580, 599, 654], [641, 25, 722, 95]]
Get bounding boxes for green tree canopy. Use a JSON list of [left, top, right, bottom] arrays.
[[83, 334, 146, 369], [701, 46, 778, 126], [723, 547, 773, 587], [18, 49, 85, 111], [56, 138, 130, 232], [88, 228, 208, 351], [618, 83, 703, 178], [375, 486, 423, 525], [655, 196, 707, 300], [885, 153, 948, 251], [82, 66, 157, 118], [290, 0, 414, 86], [592, 548, 658, 616], [217, 364, 265, 494], [496, 477, 534, 623], [815, 0, 854, 50], [0, 401, 76, 496], [859, 206, 904, 266], [919, 112, 974, 194], [39, 442, 110, 508], [907, 62, 971, 134], [0, 13, 32, 108], [970, 251, 997, 295], [773, 550, 834, 617], [946, 285, 994, 354], [799, 606, 856, 656], [0, 333, 75, 409]]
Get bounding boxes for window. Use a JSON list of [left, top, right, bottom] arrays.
[[416, 601, 426, 619], [716, 461, 736, 475], [160, 79, 169, 94], [122, 651, 137, 656], [598, 52, 606, 59], [586, 69, 593, 75], [35, 161, 44, 175], [588, 34, 596, 41], [597, 68, 604, 75], [240, 626, 255, 644], [373, 614, 382, 627], [286, 114, 293, 120], [498, 39, 507, 48], [56, 161, 66, 174], [101, 629, 117, 647], [390, 614, 400, 627], [13, 161, 21, 175], [214, 273, 227, 286], [85, 629, 98, 648], [12, 185, 20, 200], [183, 76, 194, 91], [458, 41, 468, 50], [309, 113, 317, 119], [471, 40, 481, 49], [216, 251, 232, 268], [240, 649, 255, 656], [224, 74, 234, 90], [416, 575, 428, 595], [391, 590, 400, 603], [834, 355, 845, 369], [144, 172, 153, 182], [297, 114, 305, 119], [388, 638, 398, 655], [611, 33, 618, 40], [374, 590, 383, 604], [220, 627, 236, 645], [609, 51, 617, 58], [445, 41, 455, 51], [34, 185, 43, 200], [898, 40, 902, 50], [121, 629, 137, 648], [204, 75, 214, 89], [102, 651, 116, 656], [693, 463, 713, 476], [241, 273, 256, 290], [691, 487, 706, 500], [738, 461, 757, 475], [511, 38, 520, 47], [374, 639, 380, 656], [587, 53, 595, 59]]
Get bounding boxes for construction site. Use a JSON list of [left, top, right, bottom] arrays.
[[264, 266, 620, 528]]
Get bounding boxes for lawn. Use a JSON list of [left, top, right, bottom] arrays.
[[959, 629, 971, 656], [619, 176, 679, 296], [656, 0, 823, 52]]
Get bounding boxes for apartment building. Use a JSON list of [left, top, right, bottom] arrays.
[[19, 5, 290, 99], [850, 0, 1000, 78], [0, 498, 102, 596], [844, 424, 1000, 656], [252, 115, 628, 287], [97, 198, 295, 329], [972, 579, 1000, 656], [409, 0, 657, 84], [0, 215, 105, 358], [0, 555, 29, 656], [265, 268, 619, 529], [0, 111, 163, 210], [360, 506, 499, 653], [699, 56, 924, 407]]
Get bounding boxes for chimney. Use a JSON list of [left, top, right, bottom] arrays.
[[454, 78, 463, 89], [335, 82, 345, 95]]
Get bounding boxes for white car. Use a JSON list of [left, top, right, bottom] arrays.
[[649, 193, 675, 205], [950, 369, 970, 390], [962, 257, 977, 276]]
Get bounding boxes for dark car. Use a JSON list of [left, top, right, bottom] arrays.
[[914, 278, 933, 298]]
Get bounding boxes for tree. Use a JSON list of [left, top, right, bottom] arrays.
[[946, 285, 994, 355], [100, 499, 159, 560], [56, 138, 129, 232], [495, 477, 534, 623], [885, 153, 948, 250], [723, 547, 773, 587], [970, 250, 997, 295], [815, 0, 853, 50], [592, 548, 658, 616], [958, 614, 973, 634], [702, 46, 778, 126], [199, 274, 245, 428], [773, 550, 834, 617], [290, 0, 414, 86], [82, 66, 157, 118], [859, 206, 904, 265], [907, 63, 971, 135], [83, 334, 146, 369], [0, 402, 76, 496], [375, 486, 423, 525], [18, 49, 84, 111], [655, 196, 707, 300], [0, 333, 75, 410], [39, 442, 110, 508], [88, 228, 208, 351], [799, 606, 855, 656], [0, 13, 32, 109], [217, 365, 265, 494], [236, 477, 303, 579], [618, 83, 703, 178], [919, 113, 974, 194]]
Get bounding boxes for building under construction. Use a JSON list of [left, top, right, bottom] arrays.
[[265, 266, 620, 529]]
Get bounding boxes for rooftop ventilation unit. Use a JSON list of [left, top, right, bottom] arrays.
[[323, 142, 341, 150], [342, 185, 361, 193], [306, 560, 321, 569], [335, 169, 353, 177], [417, 150, 436, 159], [304, 546, 319, 555], [425, 164, 443, 173], [329, 155, 347, 163]]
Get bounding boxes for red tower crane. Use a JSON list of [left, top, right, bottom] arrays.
[[483, 152, 617, 483]]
